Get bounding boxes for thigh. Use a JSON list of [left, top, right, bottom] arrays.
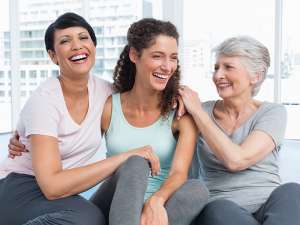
[[254, 183, 300, 225], [165, 179, 209, 225], [195, 199, 260, 225], [0, 173, 105, 225], [109, 156, 149, 225]]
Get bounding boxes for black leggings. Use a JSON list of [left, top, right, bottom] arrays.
[[0, 173, 105, 225]]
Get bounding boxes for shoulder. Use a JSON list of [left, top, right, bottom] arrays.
[[202, 100, 217, 113], [257, 102, 287, 120], [252, 102, 287, 146], [91, 76, 113, 95], [101, 95, 113, 133], [23, 78, 60, 110], [173, 113, 197, 134]]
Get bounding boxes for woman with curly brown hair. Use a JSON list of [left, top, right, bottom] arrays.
[[89, 18, 208, 225]]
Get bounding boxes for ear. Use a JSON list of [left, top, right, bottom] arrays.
[[48, 50, 59, 65], [250, 72, 262, 85], [129, 47, 138, 63]]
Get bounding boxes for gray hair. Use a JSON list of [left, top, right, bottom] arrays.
[[213, 36, 270, 96]]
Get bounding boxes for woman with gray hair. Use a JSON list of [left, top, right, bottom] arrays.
[[179, 36, 300, 225]]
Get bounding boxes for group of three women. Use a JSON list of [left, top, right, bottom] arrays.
[[1, 12, 300, 225]]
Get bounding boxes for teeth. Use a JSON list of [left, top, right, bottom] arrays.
[[153, 73, 168, 79], [71, 54, 87, 61], [218, 83, 231, 87]]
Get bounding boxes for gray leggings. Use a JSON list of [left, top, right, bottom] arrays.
[[194, 182, 300, 225], [0, 172, 105, 225], [91, 155, 209, 225]]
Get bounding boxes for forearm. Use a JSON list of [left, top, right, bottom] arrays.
[[191, 110, 245, 171], [151, 173, 187, 204], [36, 152, 131, 200]]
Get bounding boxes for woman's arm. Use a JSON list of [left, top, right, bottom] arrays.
[[32, 95, 160, 201], [150, 114, 198, 202], [141, 114, 198, 225], [179, 86, 285, 172], [31, 134, 141, 200]]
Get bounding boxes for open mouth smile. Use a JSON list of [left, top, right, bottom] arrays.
[[153, 72, 169, 80], [69, 53, 88, 63]]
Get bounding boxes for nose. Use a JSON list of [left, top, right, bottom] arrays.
[[213, 67, 225, 80], [161, 59, 174, 73], [71, 38, 83, 50]]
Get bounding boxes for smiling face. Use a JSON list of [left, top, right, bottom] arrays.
[[213, 55, 259, 100], [48, 26, 96, 78], [130, 35, 178, 92]]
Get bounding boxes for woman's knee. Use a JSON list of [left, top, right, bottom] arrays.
[[117, 155, 150, 178], [275, 182, 300, 194], [195, 199, 241, 225], [175, 179, 209, 204], [165, 180, 209, 225], [270, 182, 300, 203]]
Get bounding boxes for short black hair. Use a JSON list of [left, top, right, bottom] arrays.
[[44, 12, 97, 51]]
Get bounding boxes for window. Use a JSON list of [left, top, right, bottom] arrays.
[[40, 70, 48, 78], [29, 70, 37, 78], [52, 70, 59, 77], [20, 70, 26, 79], [0, 0, 11, 132], [281, 0, 300, 139], [21, 90, 27, 97], [183, 0, 275, 102]]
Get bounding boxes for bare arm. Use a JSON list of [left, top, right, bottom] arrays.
[[179, 86, 282, 172], [190, 110, 275, 171], [31, 134, 136, 200], [151, 114, 198, 203]]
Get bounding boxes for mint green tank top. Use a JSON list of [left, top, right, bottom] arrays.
[[105, 93, 177, 200]]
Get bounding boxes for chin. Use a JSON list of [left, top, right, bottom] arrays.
[[74, 70, 90, 77], [154, 84, 168, 92], [218, 91, 232, 99]]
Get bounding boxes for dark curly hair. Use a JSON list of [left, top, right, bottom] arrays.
[[113, 18, 180, 117]]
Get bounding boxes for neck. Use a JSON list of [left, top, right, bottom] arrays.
[[221, 96, 257, 120], [125, 84, 161, 112], [58, 74, 89, 98]]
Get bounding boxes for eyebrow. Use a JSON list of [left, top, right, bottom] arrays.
[[57, 32, 88, 39], [151, 51, 178, 55]]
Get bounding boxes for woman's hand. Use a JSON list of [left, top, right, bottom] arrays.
[[127, 145, 160, 176], [140, 196, 168, 225], [8, 131, 27, 158], [173, 95, 186, 120], [178, 85, 203, 116]]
